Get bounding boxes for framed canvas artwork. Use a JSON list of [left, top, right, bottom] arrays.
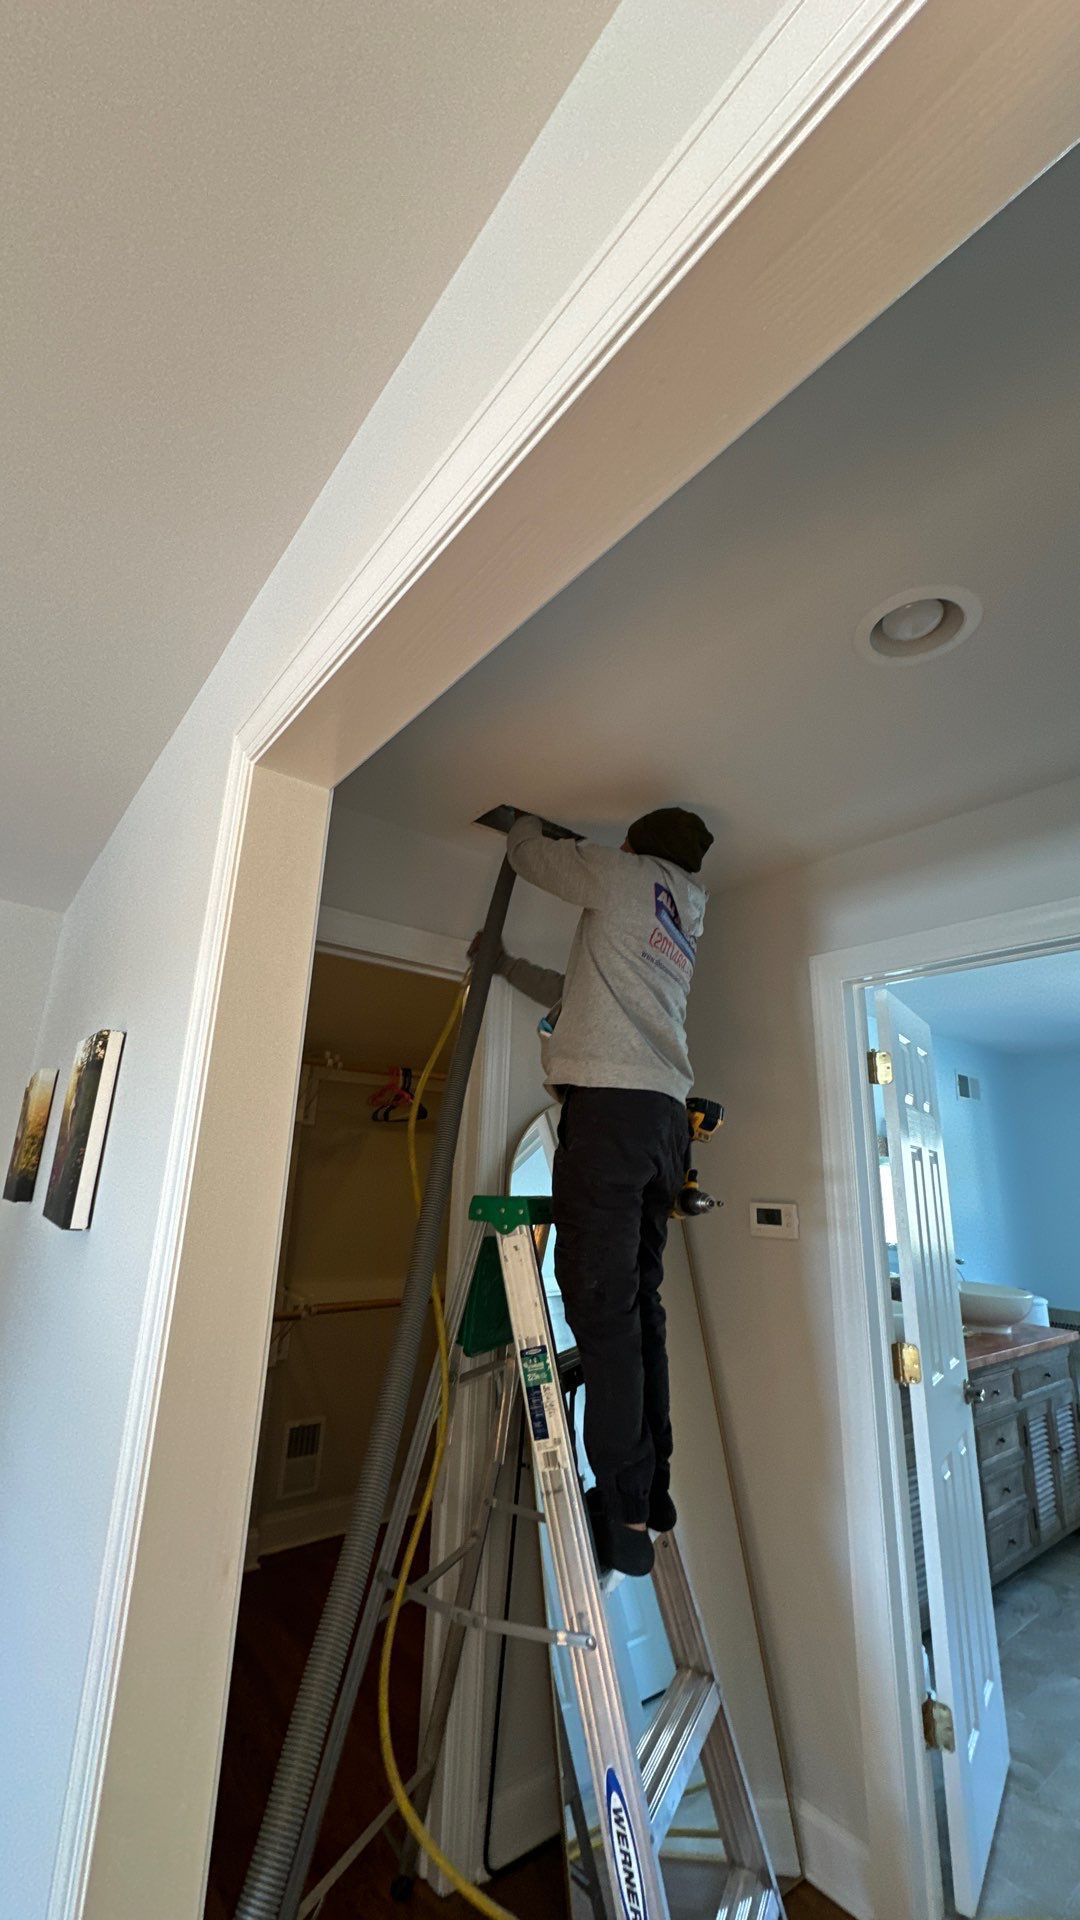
[[3, 1068, 59, 1202], [44, 1030, 126, 1231]]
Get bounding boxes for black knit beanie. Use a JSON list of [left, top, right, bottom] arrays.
[[626, 807, 713, 874]]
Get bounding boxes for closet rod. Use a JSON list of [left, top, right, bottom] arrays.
[[272, 1296, 405, 1324], [301, 1063, 448, 1089]]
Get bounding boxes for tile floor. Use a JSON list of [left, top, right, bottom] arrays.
[[938, 1531, 1080, 1919]]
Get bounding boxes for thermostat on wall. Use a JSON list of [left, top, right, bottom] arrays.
[[750, 1201, 799, 1240]]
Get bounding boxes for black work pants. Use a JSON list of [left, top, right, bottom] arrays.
[[552, 1086, 690, 1525]]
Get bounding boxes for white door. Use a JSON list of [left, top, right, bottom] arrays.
[[876, 991, 1009, 1916]]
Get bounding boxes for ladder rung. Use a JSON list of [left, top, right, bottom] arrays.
[[397, 1582, 598, 1649], [638, 1666, 720, 1848], [713, 1867, 783, 1919]]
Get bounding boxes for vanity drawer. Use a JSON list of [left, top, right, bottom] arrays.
[[1016, 1347, 1072, 1398], [977, 1413, 1022, 1463], [973, 1369, 1016, 1419], [987, 1504, 1035, 1578], [981, 1457, 1028, 1518]]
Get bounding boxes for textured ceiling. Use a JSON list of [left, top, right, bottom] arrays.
[[896, 952, 1080, 1054], [338, 149, 1080, 893], [1, 0, 618, 908]]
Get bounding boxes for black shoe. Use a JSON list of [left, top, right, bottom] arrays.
[[585, 1487, 655, 1579], [648, 1486, 677, 1534]]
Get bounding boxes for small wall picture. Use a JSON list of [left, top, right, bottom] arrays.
[[3, 1069, 59, 1202], [44, 1031, 126, 1231]]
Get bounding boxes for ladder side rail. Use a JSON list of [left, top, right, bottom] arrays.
[[651, 1534, 781, 1898], [555, 1692, 611, 1920], [497, 1222, 673, 1920], [277, 1221, 485, 1918], [395, 1355, 519, 1882], [295, 1766, 427, 1919], [242, 855, 517, 1920]]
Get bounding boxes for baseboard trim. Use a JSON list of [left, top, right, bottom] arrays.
[[755, 1796, 802, 1884], [794, 1800, 873, 1920], [250, 1497, 354, 1562], [482, 1770, 562, 1880]]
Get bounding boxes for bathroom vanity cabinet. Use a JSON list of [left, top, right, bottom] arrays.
[[903, 1326, 1080, 1620]]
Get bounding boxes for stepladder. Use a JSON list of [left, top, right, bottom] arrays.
[[289, 1198, 785, 1920], [472, 1194, 786, 1920]]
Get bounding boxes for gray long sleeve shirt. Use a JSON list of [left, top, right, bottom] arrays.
[[501, 814, 707, 1101]]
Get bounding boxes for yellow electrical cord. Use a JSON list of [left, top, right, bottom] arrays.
[[377, 975, 517, 1920]]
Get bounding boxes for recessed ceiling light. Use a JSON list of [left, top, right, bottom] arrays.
[[880, 598, 945, 643], [855, 587, 982, 664]]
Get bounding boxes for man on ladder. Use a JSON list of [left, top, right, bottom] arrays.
[[482, 805, 712, 1580], [240, 799, 782, 1920]]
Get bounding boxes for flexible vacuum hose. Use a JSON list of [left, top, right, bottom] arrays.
[[235, 858, 517, 1920]]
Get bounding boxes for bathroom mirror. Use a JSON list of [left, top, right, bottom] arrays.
[[507, 1108, 801, 1911]]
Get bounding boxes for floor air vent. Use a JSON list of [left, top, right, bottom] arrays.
[[280, 1417, 324, 1498]]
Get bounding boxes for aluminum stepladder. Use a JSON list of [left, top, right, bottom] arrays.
[[287, 1198, 784, 1920], [472, 1192, 785, 1920], [282, 1212, 578, 1919]]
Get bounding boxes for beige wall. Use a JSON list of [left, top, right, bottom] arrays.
[[685, 772, 1080, 1910]]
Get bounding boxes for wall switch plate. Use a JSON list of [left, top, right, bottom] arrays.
[[750, 1201, 799, 1240]]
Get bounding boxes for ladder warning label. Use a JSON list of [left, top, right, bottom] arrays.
[[605, 1769, 647, 1919], [520, 1346, 552, 1440]]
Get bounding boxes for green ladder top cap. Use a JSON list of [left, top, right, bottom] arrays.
[[469, 1194, 554, 1231], [459, 1239, 513, 1357]]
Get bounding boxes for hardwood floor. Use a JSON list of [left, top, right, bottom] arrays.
[[206, 1531, 435, 1918], [206, 1536, 852, 1920], [784, 1887, 853, 1920]]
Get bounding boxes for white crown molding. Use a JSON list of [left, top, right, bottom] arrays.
[[239, 0, 925, 765]]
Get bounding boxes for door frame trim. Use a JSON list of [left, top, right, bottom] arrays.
[[810, 893, 1080, 1920]]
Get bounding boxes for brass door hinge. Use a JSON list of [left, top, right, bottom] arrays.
[[867, 1048, 894, 1086], [922, 1696, 955, 1753], [892, 1341, 923, 1387]]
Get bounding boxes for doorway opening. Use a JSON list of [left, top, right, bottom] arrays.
[[819, 914, 1080, 1920], [206, 940, 476, 1917], [866, 949, 1080, 1920]]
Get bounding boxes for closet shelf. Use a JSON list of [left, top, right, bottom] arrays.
[[273, 1288, 447, 1325]]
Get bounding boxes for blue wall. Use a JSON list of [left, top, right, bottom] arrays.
[[931, 1035, 1022, 1294], [927, 1035, 1080, 1311], [1002, 1045, 1080, 1311]]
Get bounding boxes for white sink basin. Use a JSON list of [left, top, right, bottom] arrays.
[[959, 1281, 1034, 1330]]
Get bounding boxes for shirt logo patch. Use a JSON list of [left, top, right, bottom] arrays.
[[648, 884, 696, 977]]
